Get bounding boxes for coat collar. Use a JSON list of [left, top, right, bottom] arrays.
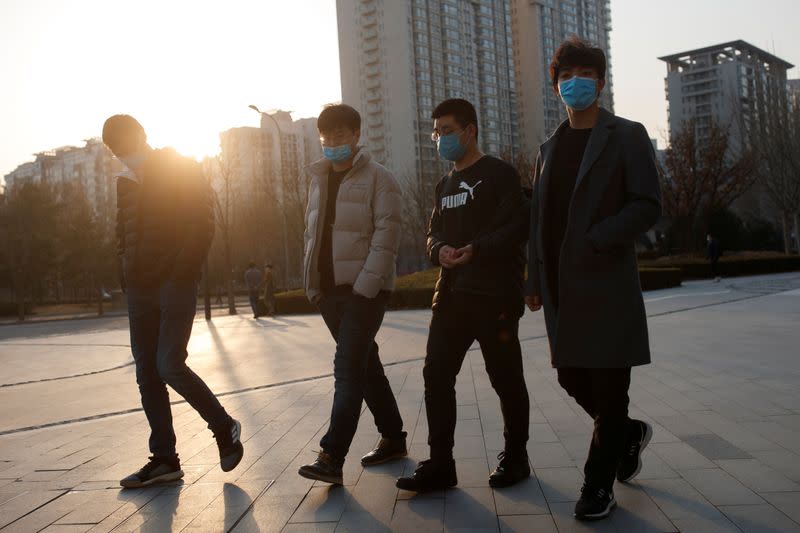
[[539, 107, 616, 198]]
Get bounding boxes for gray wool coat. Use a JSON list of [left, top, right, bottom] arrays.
[[526, 108, 662, 368]]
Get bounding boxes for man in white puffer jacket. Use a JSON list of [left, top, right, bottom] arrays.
[[298, 104, 407, 485]]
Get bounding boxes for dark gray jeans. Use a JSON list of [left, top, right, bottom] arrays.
[[127, 280, 231, 459], [317, 286, 405, 459]]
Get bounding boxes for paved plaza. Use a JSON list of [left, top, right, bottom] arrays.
[[1, 273, 800, 532]]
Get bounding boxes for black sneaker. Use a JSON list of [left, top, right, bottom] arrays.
[[120, 456, 184, 488], [361, 436, 408, 467], [617, 419, 653, 483], [575, 484, 616, 521], [214, 418, 244, 472], [298, 451, 344, 485], [396, 458, 457, 492], [489, 451, 531, 488]]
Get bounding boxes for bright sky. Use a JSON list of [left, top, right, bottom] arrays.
[[1, 0, 799, 178]]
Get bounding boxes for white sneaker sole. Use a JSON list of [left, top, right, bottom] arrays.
[[120, 469, 184, 488], [575, 497, 617, 520], [619, 421, 653, 483]]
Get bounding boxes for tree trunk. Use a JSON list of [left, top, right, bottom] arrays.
[[15, 273, 25, 322], [793, 212, 800, 254], [203, 258, 212, 320], [781, 210, 792, 255], [224, 240, 237, 315]]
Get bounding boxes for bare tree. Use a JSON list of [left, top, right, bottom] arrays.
[[659, 118, 758, 252], [746, 105, 800, 253], [205, 156, 238, 314]]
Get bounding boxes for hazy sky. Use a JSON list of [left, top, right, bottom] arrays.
[[1, 0, 799, 178]]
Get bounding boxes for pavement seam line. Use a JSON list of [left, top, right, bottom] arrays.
[[0, 360, 135, 388]]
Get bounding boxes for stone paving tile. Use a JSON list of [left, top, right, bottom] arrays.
[[534, 466, 583, 503], [499, 514, 558, 533], [390, 497, 445, 532], [683, 433, 753, 460], [610, 482, 677, 532], [720, 504, 800, 532], [679, 467, 765, 506], [443, 487, 498, 531], [759, 491, 800, 525], [650, 441, 717, 470], [716, 458, 800, 493]]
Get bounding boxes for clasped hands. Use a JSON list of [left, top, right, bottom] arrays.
[[438, 244, 474, 269]]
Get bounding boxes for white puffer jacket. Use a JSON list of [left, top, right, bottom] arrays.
[[303, 148, 402, 302]]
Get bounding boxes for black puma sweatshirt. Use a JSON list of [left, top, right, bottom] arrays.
[[426, 155, 529, 314]]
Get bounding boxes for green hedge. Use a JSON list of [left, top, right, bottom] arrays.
[[641, 255, 800, 280], [0, 302, 32, 317], [273, 268, 683, 316]]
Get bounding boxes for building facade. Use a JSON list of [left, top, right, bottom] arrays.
[[3, 139, 122, 225], [512, 0, 613, 155], [660, 40, 794, 219], [337, 0, 520, 189]]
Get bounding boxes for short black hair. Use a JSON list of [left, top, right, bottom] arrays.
[[549, 36, 607, 87], [248, 261, 256, 268], [432, 98, 479, 140], [102, 114, 146, 156], [318, 104, 361, 134]]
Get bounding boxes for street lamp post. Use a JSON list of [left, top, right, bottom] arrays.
[[249, 104, 291, 290]]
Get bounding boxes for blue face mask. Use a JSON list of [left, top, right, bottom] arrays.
[[322, 144, 353, 163], [558, 76, 599, 111], [437, 132, 467, 162]]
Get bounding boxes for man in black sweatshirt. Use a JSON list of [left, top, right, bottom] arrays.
[[397, 99, 530, 492]]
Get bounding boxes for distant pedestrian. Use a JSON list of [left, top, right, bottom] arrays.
[[262, 263, 276, 316], [103, 114, 243, 489], [707, 234, 722, 282], [215, 285, 223, 306], [244, 262, 262, 318]]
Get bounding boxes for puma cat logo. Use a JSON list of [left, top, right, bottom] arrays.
[[459, 180, 482, 199]]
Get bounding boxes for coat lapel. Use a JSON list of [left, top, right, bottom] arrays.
[[538, 119, 569, 215], [574, 108, 614, 191]]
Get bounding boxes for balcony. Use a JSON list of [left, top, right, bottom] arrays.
[[363, 39, 379, 52], [365, 64, 381, 78], [366, 103, 382, 115], [368, 129, 384, 140], [361, 2, 376, 14], [362, 14, 377, 27], [366, 90, 382, 103], [365, 51, 380, 65], [365, 77, 381, 90], [363, 28, 378, 40]]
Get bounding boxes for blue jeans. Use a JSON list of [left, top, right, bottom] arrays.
[[317, 286, 405, 459], [127, 280, 231, 459]]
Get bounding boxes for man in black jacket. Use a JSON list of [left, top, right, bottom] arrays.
[[103, 115, 244, 489], [397, 99, 530, 492]]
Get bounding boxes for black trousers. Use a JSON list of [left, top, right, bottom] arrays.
[[557, 368, 632, 492], [424, 295, 530, 462]]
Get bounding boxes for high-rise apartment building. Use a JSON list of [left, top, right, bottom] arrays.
[[512, 0, 613, 155], [337, 0, 519, 188], [3, 139, 122, 224], [660, 41, 794, 219], [660, 40, 793, 151]]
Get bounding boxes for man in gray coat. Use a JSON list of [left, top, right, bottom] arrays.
[[525, 38, 661, 521]]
